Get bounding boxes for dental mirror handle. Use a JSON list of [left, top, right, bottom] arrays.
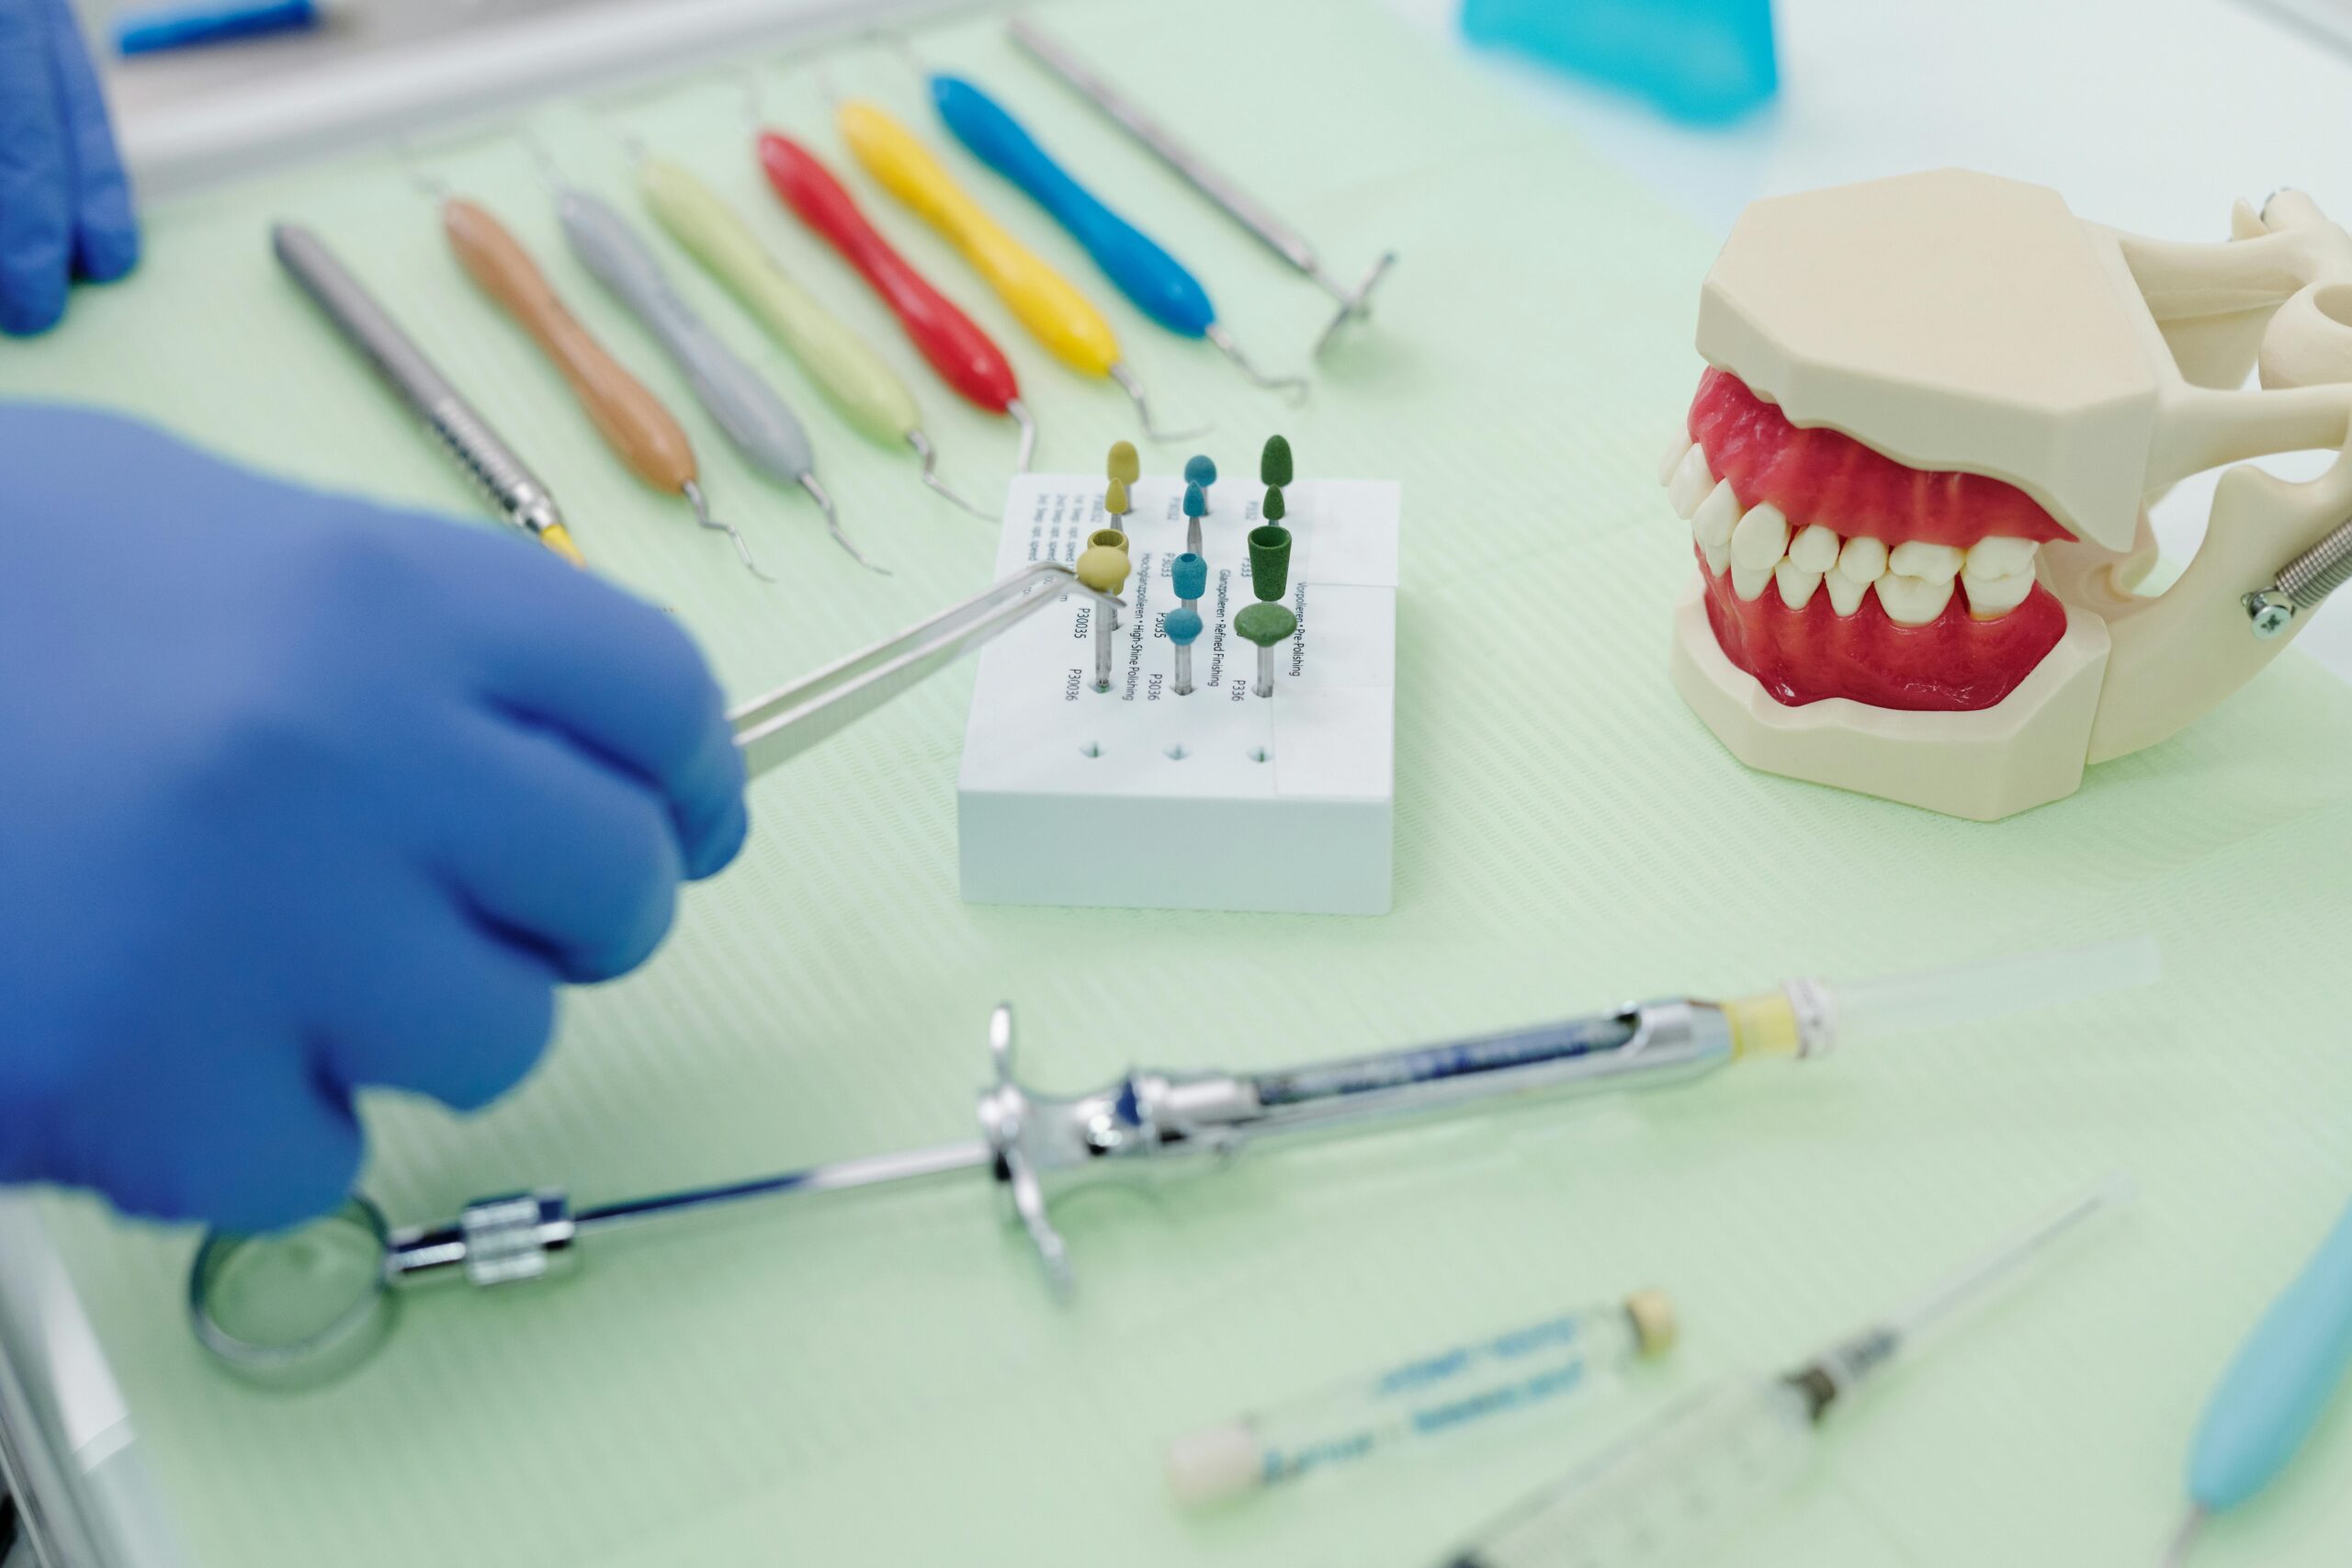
[[439, 197, 699, 496], [757, 132, 1023, 415], [928, 73, 1216, 338], [555, 189, 819, 486], [637, 156, 919, 446]]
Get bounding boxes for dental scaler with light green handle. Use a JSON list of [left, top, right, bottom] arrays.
[[635, 156, 992, 521]]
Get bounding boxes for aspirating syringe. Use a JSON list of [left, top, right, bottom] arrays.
[[187, 939, 2157, 1382]]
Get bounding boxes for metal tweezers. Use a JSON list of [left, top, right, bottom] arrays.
[[729, 561, 1125, 776]]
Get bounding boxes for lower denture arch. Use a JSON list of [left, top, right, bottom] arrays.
[[1676, 368, 2071, 713]]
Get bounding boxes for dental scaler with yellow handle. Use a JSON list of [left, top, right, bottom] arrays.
[[836, 97, 1205, 439], [633, 155, 992, 521]]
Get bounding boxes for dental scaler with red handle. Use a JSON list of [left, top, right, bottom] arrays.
[[757, 132, 1037, 472]]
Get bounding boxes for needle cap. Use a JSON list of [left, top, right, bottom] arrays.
[[1171, 551, 1208, 600], [1105, 476, 1131, 518], [1261, 486, 1287, 525], [1260, 434, 1293, 488], [1235, 602, 1295, 647], [1183, 481, 1208, 519], [1163, 606, 1204, 646], [1250, 524, 1293, 602], [1107, 440, 1141, 486], [1184, 453, 1217, 489], [1077, 544, 1132, 594]]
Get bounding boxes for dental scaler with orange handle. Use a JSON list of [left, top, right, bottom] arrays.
[[1662, 173, 2352, 821], [436, 197, 770, 578], [757, 131, 1038, 473], [831, 96, 1205, 440], [632, 155, 991, 521]]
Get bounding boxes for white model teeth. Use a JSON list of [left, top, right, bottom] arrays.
[[1836, 535, 1888, 584], [1656, 460, 2048, 621], [1788, 524, 1839, 573], [1964, 568, 2035, 617], [1660, 433, 1694, 487], [1691, 479, 1739, 575], [1775, 561, 1823, 609], [1966, 536, 2038, 577], [1668, 446, 1714, 518], [1877, 572, 1954, 625], [1888, 541, 1964, 584], [1730, 502, 1790, 570]]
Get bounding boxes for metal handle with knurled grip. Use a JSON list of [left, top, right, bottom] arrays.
[[271, 223, 568, 540]]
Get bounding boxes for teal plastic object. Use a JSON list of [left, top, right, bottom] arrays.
[[1184, 454, 1216, 489], [1163, 606, 1203, 645], [1183, 481, 1207, 519], [1171, 553, 1208, 600], [2188, 1195, 2352, 1512], [1460, 0, 1778, 126]]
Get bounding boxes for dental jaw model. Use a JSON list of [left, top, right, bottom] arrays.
[[1662, 170, 2352, 819]]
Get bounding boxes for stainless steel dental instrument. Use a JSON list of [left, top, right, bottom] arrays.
[[185, 939, 2154, 1382], [541, 172, 884, 574], [1007, 15, 1399, 357], [1439, 1179, 2134, 1568], [271, 223, 584, 566]]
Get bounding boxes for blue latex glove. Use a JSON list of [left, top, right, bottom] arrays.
[[0, 0, 140, 335], [0, 405, 750, 1233]]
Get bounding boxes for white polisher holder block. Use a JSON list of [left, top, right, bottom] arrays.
[[958, 472, 1401, 915]]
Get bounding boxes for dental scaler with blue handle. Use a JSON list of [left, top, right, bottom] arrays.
[[924, 72, 1307, 400], [2161, 1194, 2352, 1566]]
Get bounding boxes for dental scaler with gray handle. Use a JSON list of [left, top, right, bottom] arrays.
[[186, 941, 2154, 1383], [550, 187, 885, 574]]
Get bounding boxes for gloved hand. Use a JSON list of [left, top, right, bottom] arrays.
[[1, 0, 140, 335], [0, 405, 750, 1233]]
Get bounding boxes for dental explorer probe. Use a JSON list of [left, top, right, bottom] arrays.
[[1006, 16, 1398, 357], [631, 151, 993, 521], [1442, 1179, 2135, 1568], [187, 940, 2156, 1382], [271, 224, 584, 567], [529, 152, 885, 574], [2157, 1191, 2352, 1567], [432, 195, 772, 580]]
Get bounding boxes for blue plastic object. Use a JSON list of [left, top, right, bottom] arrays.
[[1163, 606, 1204, 646], [1184, 454, 1217, 489], [1171, 552, 1209, 601], [0, 0, 141, 335], [2187, 1194, 2352, 1513], [0, 406, 747, 1232], [114, 0, 326, 56], [1460, 0, 1777, 126], [1182, 480, 1208, 519], [928, 73, 1216, 338]]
